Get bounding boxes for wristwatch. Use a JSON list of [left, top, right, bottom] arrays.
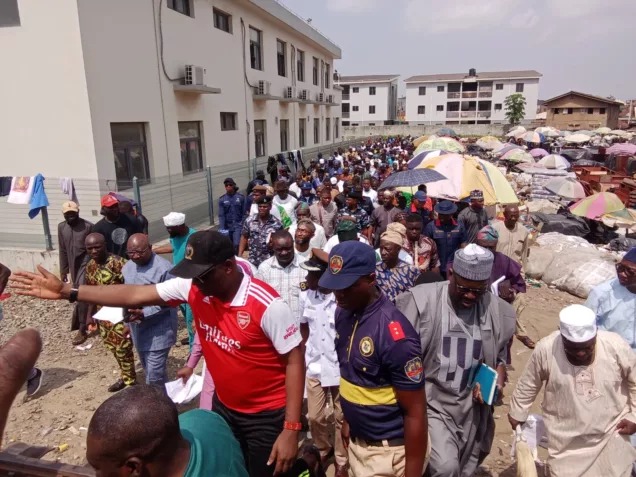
[[68, 288, 79, 303]]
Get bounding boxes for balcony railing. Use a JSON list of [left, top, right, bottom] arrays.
[[342, 111, 350, 118], [460, 111, 477, 118], [342, 93, 350, 101], [447, 92, 461, 99], [477, 111, 492, 118], [462, 92, 478, 99], [478, 92, 492, 98], [446, 111, 460, 118]]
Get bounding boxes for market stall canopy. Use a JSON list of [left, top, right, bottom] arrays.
[[544, 177, 586, 200], [412, 135, 429, 148], [493, 143, 522, 157], [611, 130, 632, 138], [521, 131, 544, 143], [593, 127, 612, 135], [407, 149, 450, 169], [476, 136, 502, 150], [537, 154, 570, 170], [378, 168, 447, 189], [502, 149, 534, 163], [506, 126, 526, 137], [564, 134, 591, 144], [529, 148, 549, 158], [606, 143, 636, 156], [574, 130, 594, 137], [414, 136, 465, 154], [569, 192, 625, 219], [437, 127, 457, 137], [601, 208, 636, 232]]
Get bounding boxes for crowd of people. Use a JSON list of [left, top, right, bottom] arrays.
[[3, 135, 636, 477]]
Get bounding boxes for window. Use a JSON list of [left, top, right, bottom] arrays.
[[249, 27, 263, 71], [352, 106, 359, 112], [213, 8, 231, 32], [436, 105, 444, 112], [516, 83, 524, 93], [313, 118, 320, 144], [567, 108, 573, 114], [299, 118, 306, 147], [276, 39, 286, 77], [325, 64, 330, 89], [418, 86, 426, 96], [335, 118, 340, 139], [312, 57, 319, 86], [369, 106, 376, 114], [279, 119, 288, 151], [352, 87, 359, 93], [369, 123, 376, 126], [494, 103, 502, 110], [369, 87, 376, 95], [220, 112, 237, 131], [437, 86, 445, 92], [417, 105, 425, 114], [554, 108, 560, 114], [600, 108, 606, 114], [326, 118, 331, 141], [297, 50, 305, 82], [111, 123, 150, 187], [254, 120, 266, 156], [587, 108, 594, 114], [167, 0, 192, 17], [0, 0, 20, 27], [496, 83, 503, 90], [179, 122, 203, 173]]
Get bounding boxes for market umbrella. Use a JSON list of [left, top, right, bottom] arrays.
[[493, 143, 522, 156], [415, 136, 465, 154], [407, 149, 450, 169], [601, 208, 636, 232], [520, 131, 544, 143], [501, 149, 534, 163], [412, 135, 429, 148], [594, 127, 612, 135], [606, 143, 636, 155], [564, 134, 591, 144], [537, 154, 570, 170], [575, 130, 593, 137], [506, 126, 526, 137], [476, 159, 519, 204], [437, 127, 457, 137], [476, 136, 502, 150], [529, 148, 549, 158], [378, 168, 447, 189], [569, 192, 625, 219], [611, 129, 630, 137], [544, 177, 586, 200]]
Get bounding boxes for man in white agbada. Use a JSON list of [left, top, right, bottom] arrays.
[[508, 304, 636, 477]]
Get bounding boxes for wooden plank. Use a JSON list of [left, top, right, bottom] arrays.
[[0, 450, 94, 477]]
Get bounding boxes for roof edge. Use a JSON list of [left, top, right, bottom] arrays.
[[543, 90, 622, 106]]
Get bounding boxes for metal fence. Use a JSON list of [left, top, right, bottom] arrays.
[[0, 136, 380, 251]]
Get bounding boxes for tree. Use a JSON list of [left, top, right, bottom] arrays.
[[504, 93, 526, 125]]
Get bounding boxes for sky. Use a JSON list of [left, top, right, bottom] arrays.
[[280, 0, 635, 100]]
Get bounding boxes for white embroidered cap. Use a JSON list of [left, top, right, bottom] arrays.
[[559, 304, 597, 343], [163, 212, 186, 227]]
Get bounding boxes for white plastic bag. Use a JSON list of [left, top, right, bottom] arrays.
[[165, 374, 203, 404]]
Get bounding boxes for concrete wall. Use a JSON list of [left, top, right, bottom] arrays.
[[343, 123, 506, 139]]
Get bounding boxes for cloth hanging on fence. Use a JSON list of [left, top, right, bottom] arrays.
[[0, 177, 12, 197], [29, 173, 49, 219], [59, 177, 78, 204], [7, 176, 34, 205], [290, 149, 304, 173], [276, 153, 288, 169]]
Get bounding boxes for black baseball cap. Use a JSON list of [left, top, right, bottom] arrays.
[[170, 231, 235, 279]]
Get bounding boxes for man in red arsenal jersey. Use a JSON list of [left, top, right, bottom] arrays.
[[12, 231, 305, 477]]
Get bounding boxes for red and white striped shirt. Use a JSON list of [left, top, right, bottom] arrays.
[[157, 273, 301, 413]]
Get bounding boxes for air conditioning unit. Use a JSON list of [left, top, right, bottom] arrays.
[[185, 65, 206, 86], [298, 89, 308, 101], [318, 93, 325, 102], [327, 94, 334, 103], [255, 80, 271, 96], [284, 86, 296, 99]]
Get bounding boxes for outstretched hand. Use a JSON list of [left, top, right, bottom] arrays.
[[10, 266, 66, 300]]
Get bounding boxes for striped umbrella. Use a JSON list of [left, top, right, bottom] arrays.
[[569, 192, 625, 220], [493, 143, 522, 157], [414, 136, 465, 154], [529, 148, 549, 158], [407, 149, 450, 169], [502, 149, 534, 163]]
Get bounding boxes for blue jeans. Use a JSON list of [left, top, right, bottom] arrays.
[[137, 348, 171, 386]]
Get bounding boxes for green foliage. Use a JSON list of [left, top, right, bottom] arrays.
[[504, 93, 526, 125]]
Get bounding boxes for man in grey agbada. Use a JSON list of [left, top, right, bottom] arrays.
[[395, 244, 515, 477], [122, 234, 177, 386]]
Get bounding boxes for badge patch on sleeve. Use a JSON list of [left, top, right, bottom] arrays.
[[404, 357, 424, 383], [388, 321, 406, 341]]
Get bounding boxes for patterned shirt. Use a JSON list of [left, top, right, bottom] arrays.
[[337, 206, 370, 233], [403, 236, 441, 272], [256, 255, 307, 318], [375, 260, 420, 303], [241, 214, 283, 267], [85, 254, 126, 287]]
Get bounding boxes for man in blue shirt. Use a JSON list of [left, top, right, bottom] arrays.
[[585, 247, 636, 350], [319, 241, 429, 477], [299, 181, 318, 206], [219, 177, 246, 250], [424, 200, 466, 278], [123, 234, 177, 386]]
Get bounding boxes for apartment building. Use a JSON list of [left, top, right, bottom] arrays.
[[335, 75, 399, 126], [0, 0, 341, 248], [405, 69, 541, 125]]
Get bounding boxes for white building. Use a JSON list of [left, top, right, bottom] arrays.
[[0, 0, 342, 248], [405, 69, 541, 125], [335, 75, 399, 126]]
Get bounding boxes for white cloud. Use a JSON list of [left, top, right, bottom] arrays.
[[510, 8, 539, 29], [326, 0, 379, 13]]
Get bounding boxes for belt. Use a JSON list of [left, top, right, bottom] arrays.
[[351, 436, 405, 447]]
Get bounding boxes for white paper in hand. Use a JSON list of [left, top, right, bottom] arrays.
[[93, 306, 125, 324], [165, 374, 203, 404]]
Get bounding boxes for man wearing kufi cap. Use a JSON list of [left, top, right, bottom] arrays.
[[57, 201, 93, 345], [585, 246, 636, 351], [375, 223, 421, 303], [396, 244, 515, 477], [508, 304, 636, 477], [457, 189, 489, 244]]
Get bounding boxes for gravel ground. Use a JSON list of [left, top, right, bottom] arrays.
[[0, 285, 582, 475]]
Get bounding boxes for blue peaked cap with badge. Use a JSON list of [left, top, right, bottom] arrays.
[[319, 241, 376, 291]]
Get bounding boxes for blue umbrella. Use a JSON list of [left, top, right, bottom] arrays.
[[379, 169, 447, 190], [437, 127, 457, 137], [407, 149, 451, 169]]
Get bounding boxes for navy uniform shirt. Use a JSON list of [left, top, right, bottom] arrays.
[[424, 219, 466, 273], [337, 206, 370, 233], [218, 192, 246, 230], [335, 292, 424, 441]]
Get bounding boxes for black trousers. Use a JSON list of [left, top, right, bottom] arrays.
[[213, 394, 286, 477]]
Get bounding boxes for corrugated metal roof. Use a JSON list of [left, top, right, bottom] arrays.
[[404, 70, 542, 83], [543, 91, 622, 106]]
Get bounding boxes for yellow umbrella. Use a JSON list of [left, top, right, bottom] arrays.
[[414, 136, 465, 154], [412, 135, 429, 148], [477, 159, 519, 204]]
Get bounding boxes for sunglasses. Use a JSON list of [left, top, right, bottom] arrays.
[[455, 283, 488, 296], [194, 263, 223, 284], [616, 263, 636, 278]]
